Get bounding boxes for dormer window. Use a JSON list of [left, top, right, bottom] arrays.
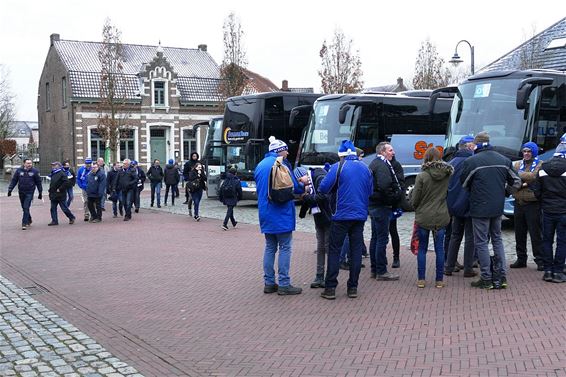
[[153, 81, 166, 106]]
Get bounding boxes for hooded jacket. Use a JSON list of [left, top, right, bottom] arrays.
[[183, 153, 200, 180], [446, 149, 473, 217], [460, 146, 521, 218], [535, 156, 566, 214], [164, 164, 180, 185], [319, 155, 373, 222], [218, 172, 242, 206], [76, 165, 92, 190], [254, 151, 302, 234], [8, 167, 42, 194], [411, 160, 453, 230]]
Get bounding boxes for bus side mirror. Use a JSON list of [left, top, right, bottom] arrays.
[[339, 105, 351, 124], [428, 86, 458, 114], [289, 105, 313, 128], [516, 77, 554, 109]]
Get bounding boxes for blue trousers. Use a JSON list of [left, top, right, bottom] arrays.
[[263, 232, 293, 287], [19, 192, 34, 226], [325, 220, 365, 289]]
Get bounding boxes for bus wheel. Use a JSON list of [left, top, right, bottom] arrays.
[[401, 176, 415, 212]]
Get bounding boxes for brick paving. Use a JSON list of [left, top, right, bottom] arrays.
[[0, 194, 565, 376]]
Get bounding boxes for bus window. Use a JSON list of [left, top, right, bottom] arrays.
[[382, 98, 429, 137], [354, 104, 380, 155], [536, 84, 566, 154], [264, 97, 284, 139], [225, 99, 258, 131]]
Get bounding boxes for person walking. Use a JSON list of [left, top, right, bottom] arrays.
[[164, 159, 180, 206], [254, 136, 303, 295], [183, 152, 201, 209], [536, 135, 566, 283], [219, 166, 243, 230], [47, 161, 76, 226], [510, 142, 544, 270], [132, 161, 146, 213], [115, 159, 138, 221], [147, 159, 164, 208], [96, 157, 109, 211], [318, 140, 373, 299], [187, 162, 207, 221], [295, 166, 332, 289], [77, 158, 93, 221], [107, 162, 123, 218], [85, 163, 106, 223], [444, 136, 477, 278], [62, 160, 76, 208], [461, 132, 520, 289], [7, 158, 43, 230], [410, 147, 453, 288]]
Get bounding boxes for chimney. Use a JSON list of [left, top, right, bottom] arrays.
[[198, 44, 207, 52], [281, 80, 289, 91], [50, 33, 60, 46], [397, 77, 403, 86]]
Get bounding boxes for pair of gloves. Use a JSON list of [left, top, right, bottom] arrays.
[[7, 191, 42, 200]]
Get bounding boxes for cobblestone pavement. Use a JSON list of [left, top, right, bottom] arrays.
[[0, 276, 142, 377]]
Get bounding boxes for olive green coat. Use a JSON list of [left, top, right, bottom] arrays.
[[410, 161, 454, 230]]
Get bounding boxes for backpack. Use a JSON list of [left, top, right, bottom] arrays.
[[221, 178, 237, 199], [268, 156, 294, 203], [188, 178, 201, 193]]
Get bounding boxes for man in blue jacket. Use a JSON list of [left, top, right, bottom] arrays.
[[318, 140, 373, 299], [77, 158, 93, 221], [8, 158, 43, 230], [85, 163, 107, 223], [254, 136, 303, 295]]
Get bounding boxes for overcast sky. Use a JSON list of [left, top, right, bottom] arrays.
[[1, 0, 564, 121]]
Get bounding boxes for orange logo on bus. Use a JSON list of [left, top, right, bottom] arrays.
[[413, 141, 444, 160]]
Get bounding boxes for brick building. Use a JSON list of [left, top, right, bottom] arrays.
[[38, 34, 222, 173]]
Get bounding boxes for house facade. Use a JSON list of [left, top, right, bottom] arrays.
[[38, 34, 223, 173]]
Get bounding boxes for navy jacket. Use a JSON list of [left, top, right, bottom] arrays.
[[535, 156, 566, 214], [460, 146, 520, 218], [8, 167, 42, 194], [86, 169, 107, 198], [446, 149, 473, 217], [164, 164, 180, 185], [319, 155, 373, 221], [115, 166, 138, 191], [219, 172, 243, 206]]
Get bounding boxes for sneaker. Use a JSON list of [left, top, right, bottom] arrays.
[[552, 272, 566, 283], [123, 216, 131, 221], [84, 217, 89, 222], [196, 216, 201, 222], [376, 272, 399, 281], [455, 261, 464, 270], [391, 259, 400, 268], [134, 208, 139, 213], [221, 225, 228, 231], [500, 278, 508, 289], [463, 270, 478, 278], [263, 284, 278, 294], [48, 222, 58, 226], [435, 281, 445, 288], [91, 219, 101, 223], [347, 287, 358, 298], [21, 225, 27, 230], [320, 287, 336, 300], [339, 262, 350, 270], [310, 279, 325, 289], [233, 221, 238, 228], [510, 260, 527, 268], [277, 285, 302, 295], [69, 218, 75, 225], [543, 271, 554, 282], [150, 203, 154, 207], [157, 204, 161, 208], [417, 280, 426, 288], [492, 280, 502, 290], [471, 279, 493, 289]]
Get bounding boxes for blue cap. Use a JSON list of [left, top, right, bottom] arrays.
[[85, 158, 93, 164], [521, 142, 539, 157], [458, 135, 474, 144], [168, 159, 174, 164], [131, 160, 138, 166], [338, 140, 357, 157]]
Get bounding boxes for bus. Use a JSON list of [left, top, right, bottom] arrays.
[[198, 116, 223, 197], [214, 92, 322, 199], [298, 91, 453, 206]]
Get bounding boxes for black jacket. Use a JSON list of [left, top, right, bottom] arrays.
[[147, 165, 164, 183], [115, 166, 138, 191], [63, 167, 76, 187], [368, 157, 402, 208], [188, 169, 207, 191], [535, 156, 566, 214], [218, 172, 243, 206], [299, 168, 332, 228], [48, 169, 70, 201], [183, 154, 200, 180], [460, 146, 520, 218], [164, 164, 180, 185], [136, 166, 146, 191]]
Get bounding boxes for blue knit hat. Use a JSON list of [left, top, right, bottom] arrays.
[[85, 158, 93, 164], [293, 166, 308, 181], [459, 135, 474, 144], [131, 160, 138, 166], [268, 136, 288, 153], [338, 140, 357, 157], [521, 142, 539, 157], [168, 159, 174, 164]]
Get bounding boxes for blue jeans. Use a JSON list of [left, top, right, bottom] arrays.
[[151, 182, 162, 206], [122, 189, 134, 217], [192, 189, 203, 217], [445, 216, 475, 273], [263, 232, 293, 287], [340, 235, 367, 263], [325, 220, 365, 289], [417, 226, 446, 281], [112, 190, 123, 216], [19, 192, 34, 226], [472, 216, 506, 281], [542, 212, 566, 273], [50, 199, 75, 224], [66, 187, 74, 207], [369, 206, 391, 275]]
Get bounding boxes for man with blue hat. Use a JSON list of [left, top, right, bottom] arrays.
[[536, 134, 566, 283], [77, 158, 93, 221], [47, 161, 76, 226], [445, 135, 477, 277], [510, 141, 543, 269]]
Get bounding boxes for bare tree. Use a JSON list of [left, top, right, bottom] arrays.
[[318, 29, 363, 94], [97, 18, 130, 163], [219, 12, 248, 99], [519, 24, 543, 70], [0, 65, 16, 140], [412, 39, 451, 90]]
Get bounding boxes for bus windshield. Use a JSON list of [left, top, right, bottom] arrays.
[[447, 78, 526, 154]]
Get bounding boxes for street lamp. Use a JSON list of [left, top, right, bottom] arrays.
[[449, 40, 475, 75]]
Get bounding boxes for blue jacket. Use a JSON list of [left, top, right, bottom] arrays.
[[77, 165, 91, 190], [446, 149, 473, 217], [254, 152, 302, 234], [319, 155, 373, 221], [8, 167, 42, 194], [86, 169, 107, 198]]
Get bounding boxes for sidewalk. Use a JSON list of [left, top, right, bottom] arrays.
[[1, 196, 565, 376]]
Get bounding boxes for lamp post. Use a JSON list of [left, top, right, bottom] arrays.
[[449, 40, 475, 75]]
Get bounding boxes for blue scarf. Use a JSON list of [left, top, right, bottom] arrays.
[[519, 157, 539, 172], [49, 168, 62, 177]]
